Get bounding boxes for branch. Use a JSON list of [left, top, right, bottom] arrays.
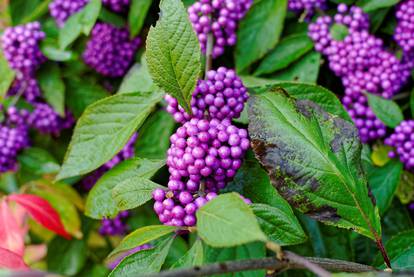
[[204, 33, 213, 78], [145, 253, 376, 277]]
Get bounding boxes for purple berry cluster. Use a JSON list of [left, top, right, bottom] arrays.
[[99, 210, 130, 236], [1, 22, 46, 74], [288, 0, 326, 16], [308, 4, 413, 142], [49, 0, 88, 27], [27, 103, 74, 135], [395, 0, 414, 54], [102, 0, 130, 13], [165, 67, 248, 123], [385, 120, 414, 170], [188, 0, 252, 58], [7, 75, 41, 103], [155, 68, 250, 227], [107, 244, 151, 269], [83, 23, 141, 77], [0, 106, 30, 173]]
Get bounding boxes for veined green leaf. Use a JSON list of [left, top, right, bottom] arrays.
[[170, 240, 204, 269]]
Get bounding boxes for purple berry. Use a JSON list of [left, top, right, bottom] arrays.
[[83, 23, 141, 77], [28, 103, 74, 135], [385, 120, 414, 171], [49, 0, 88, 27], [102, 0, 130, 13]]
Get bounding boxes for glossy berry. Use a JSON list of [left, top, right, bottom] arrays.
[[188, 0, 252, 58], [395, 0, 414, 54], [0, 106, 30, 173], [83, 23, 141, 77], [1, 22, 46, 74], [165, 67, 248, 123], [288, 0, 327, 17], [7, 74, 41, 103], [385, 120, 414, 170], [49, 0, 88, 27]]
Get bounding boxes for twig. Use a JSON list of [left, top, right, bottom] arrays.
[[144, 254, 376, 277], [375, 238, 392, 269], [284, 251, 331, 277], [204, 33, 213, 79]]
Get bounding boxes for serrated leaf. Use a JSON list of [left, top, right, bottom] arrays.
[[196, 193, 267, 247], [373, 230, 414, 270], [252, 203, 306, 246], [17, 147, 60, 176], [113, 177, 164, 210], [135, 110, 176, 159], [369, 160, 403, 215], [146, 0, 201, 114], [236, 0, 287, 72], [254, 34, 313, 76], [129, 0, 152, 37], [57, 91, 163, 180], [248, 82, 351, 121], [85, 158, 165, 219], [0, 49, 15, 99], [171, 240, 203, 269], [248, 90, 381, 240], [118, 57, 155, 94], [366, 93, 403, 128], [37, 62, 65, 116], [109, 235, 174, 277]]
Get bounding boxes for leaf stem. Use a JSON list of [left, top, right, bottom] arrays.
[[204, 33, 213, 79], [375, 237, 392, 270]]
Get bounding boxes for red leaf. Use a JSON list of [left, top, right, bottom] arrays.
[[0, 199, 25, 256], [7, 194, 71, 239], [0, 247, 28, 270]]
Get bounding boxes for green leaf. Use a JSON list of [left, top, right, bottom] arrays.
[[17, 147, 60, 175], [357, 0, 400, 12], [164, 236, 189, 268], [0, 49, 15, 99], [396, 170, 414, 204], [57, 91, 163, 180], [247, 82, 351, 121], [204, 242, 266, 277], [254, 34, 313, 76], [330, 24, 349, 41], [371, 144, 392, 167], [248, 90, 381, 240], [37, 62, 65, 116], [98, 6, 126, 27], [373, 230, 414, 270], [47, 237, 87, 276], [366, 93, 403, 128], [109, 225, 176, 259], [109, 235, 174, 276], [135, 110, 176, 159], [146, 0, 201, 114], [85, 158, 165, 219], [196, 193, 267, 247], [272, 51, 321, 83], [118, 57, 155, 94], [113, 177, 164, 210], [129, 0, 152, 37], [9, 0, 50, 24], [58, 0, 101, 49], [65, 78, 108, 118], [235, 0, 287, 72], [369, 160, 403, 215], [40, 40, 77, 61], [171, 240, 204, 269], [29, 183, 82, 238], [252, 203, 306, 246]]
